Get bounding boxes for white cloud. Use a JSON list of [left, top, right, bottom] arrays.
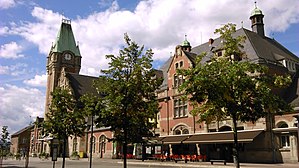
[[98, 0, 114, 9], [0, 0, 15, 9], [0, 63, 28, 76], [0, 26, 9, 35], [0, 85, 45, 134], [5, 0, 299, 77], [0, 42, 24, 59], [9, 7, 62, 55], [23, 74, 47, 87], [0, 65, 9, 74]]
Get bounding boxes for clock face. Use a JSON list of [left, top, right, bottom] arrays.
[[64, 53, 72, 60]]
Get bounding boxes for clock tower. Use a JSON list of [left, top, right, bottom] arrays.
[[45, 19, 82, 114]]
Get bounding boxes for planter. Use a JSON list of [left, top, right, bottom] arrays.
[[70, 155, 79, 160]]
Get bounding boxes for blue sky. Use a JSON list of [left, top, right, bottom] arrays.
[[0, 0, 299, 134]]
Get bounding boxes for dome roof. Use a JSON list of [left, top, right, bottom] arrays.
[[250, 7, 263, 17], [181, 39, 191, 47]]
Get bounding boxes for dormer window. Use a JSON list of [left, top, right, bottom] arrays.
[[217, 51, 222, 57], [280, 59, 297, 72]]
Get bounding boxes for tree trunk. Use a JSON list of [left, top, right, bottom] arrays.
[[25, 146, 30, 168], [123, 125, 127, 168], [232, 114, 240, 168]]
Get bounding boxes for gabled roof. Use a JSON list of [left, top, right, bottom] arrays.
[[65, 73, 99, 100], [184, 51, 197, 64], [283, 69, 299, 107], [11, 125, 33, 137], [158, 56, 172, 90], [191, 28, 299, 65], [50, 20, 81, 56]]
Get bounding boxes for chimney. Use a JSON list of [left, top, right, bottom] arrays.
[[209, 38, 214, 45]]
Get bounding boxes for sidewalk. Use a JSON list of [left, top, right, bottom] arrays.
[[121, 159, 299, 168]]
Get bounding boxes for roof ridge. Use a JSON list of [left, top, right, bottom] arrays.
[[66, 72, 99, 79], [242, 28, 262, 60]]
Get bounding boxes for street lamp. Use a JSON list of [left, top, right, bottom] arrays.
[[86, 115, 94, 168]]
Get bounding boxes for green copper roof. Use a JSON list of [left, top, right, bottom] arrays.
[[181, 34, 191, 47], [250, 7, 263, 17], [181, 39, 191, 47], [51, 20, 81, 56]]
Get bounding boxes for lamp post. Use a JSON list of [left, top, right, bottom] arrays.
[[87, 115, 94, 168], [293, 111, 299, 162]]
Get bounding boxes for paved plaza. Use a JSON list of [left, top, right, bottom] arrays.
[[1, 157, 298, 168]]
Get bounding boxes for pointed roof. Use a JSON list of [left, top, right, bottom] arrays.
[[11, 125, 34, 137], [65, 73, 99, 100], [50, 19, 81, 56]]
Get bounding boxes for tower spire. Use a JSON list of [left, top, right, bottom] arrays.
[[249, 1, 265, 37]]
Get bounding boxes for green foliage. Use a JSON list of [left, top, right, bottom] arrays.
[[80, 92, 104, 127], [0, 126, 10, 157], [43, 87, 87, 140], [15, 153, 21, 160], [179, 23, 292, 124], [179, 23, 292, 168], [91, 33, 162, 143], [38, 152, 49, 159]]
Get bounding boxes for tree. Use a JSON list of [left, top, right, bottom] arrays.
[[178, 23, 292, 168], [44, 87, 87, 168], [93, 34, 162, 168], [0, 126, 10, 163], [80, 92, 104, 168]]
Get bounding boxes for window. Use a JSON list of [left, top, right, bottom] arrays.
[[217, 51, 222, 57], [180, 61, 183, 67], [277, 121, 288, 128], [91, 136, 96, 153], [175, 130, 181, 135], [174, 99, 188, 118], [173, 125, 189, 135], [99, 135, 106, 154], [73, 137, 78, 152], [175, 61, 184, 69], [280, 135, 290, 148], [182, 129, 189, 134], [173, 75, 185, 88]]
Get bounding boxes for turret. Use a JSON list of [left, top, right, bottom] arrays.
[[249, 2, 265, 37]]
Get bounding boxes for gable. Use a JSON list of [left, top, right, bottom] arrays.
[[65, 73, 99, 100]]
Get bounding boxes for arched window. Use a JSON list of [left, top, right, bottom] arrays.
[[277, 121, 290, 148], [99, 135, 106, 157], [174, 130, 181, 135], [182, 129, 189, 134], [90, 136, 96, 153], [219, 126, 232, 132], [277, 121, 288, 128], [173, 125, 189, 135], [73, 137, 78, 152]]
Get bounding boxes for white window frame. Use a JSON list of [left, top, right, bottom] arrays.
[[280, 135, 290, 148]]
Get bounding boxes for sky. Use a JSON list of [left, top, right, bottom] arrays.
[[0, 0, 299, 135]]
